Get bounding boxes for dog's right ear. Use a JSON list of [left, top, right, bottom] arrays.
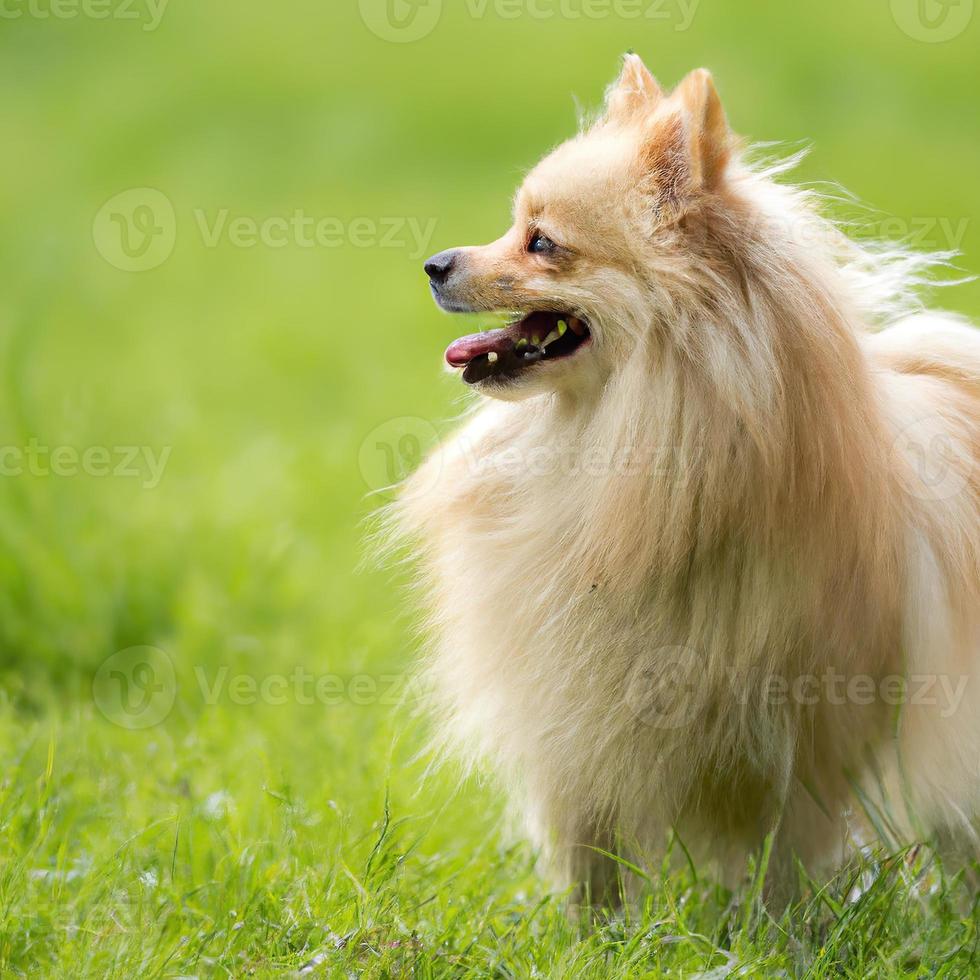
[[605, 53, 663, 124]]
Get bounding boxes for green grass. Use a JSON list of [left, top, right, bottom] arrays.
[[1, 2, 979, 975]]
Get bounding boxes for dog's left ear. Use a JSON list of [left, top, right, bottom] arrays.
[[637, 69, 731, 215], [673, 68, 730, 190]]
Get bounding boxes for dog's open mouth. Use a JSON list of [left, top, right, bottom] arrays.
[[444, 312, 591, 385]]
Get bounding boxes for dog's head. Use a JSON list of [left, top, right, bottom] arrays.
[[425, 55, 735, 401]]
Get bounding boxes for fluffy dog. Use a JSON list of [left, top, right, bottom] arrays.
[[397, 55, 980, 903]]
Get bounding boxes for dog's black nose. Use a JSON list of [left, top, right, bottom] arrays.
[[424, 249, 457, 284]]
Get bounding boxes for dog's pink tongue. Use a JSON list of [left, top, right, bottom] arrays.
[[445, 327, 513, 367]]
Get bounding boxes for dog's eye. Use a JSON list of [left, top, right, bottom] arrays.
[[528, 234, 557, 254]]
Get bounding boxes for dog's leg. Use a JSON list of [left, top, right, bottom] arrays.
[[764, 776, 854, 908], [568, 835, 626, 909]]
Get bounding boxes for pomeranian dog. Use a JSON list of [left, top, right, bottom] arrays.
[[397, 54, 980, 903]]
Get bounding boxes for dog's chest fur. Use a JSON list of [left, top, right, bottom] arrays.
[[401, 380, 902, 873]]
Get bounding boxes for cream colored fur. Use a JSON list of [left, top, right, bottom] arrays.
[[395, 56, 980, 902]]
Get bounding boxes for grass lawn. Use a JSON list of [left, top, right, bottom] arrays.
[[1, 1, 979, 975]]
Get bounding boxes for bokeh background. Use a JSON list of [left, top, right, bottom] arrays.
[[1, 0, 978, 974]]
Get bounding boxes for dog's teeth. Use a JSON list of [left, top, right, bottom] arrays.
[[557, 320, 567, 337], [531, 334, 541, 346], [516, 338, 528, 350], [568, 317, 586, 336], [487, 351, 498, 363]]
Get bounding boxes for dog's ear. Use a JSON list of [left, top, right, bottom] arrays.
[[673, 68, 730, 190], [637, 69, 731, 215], [605, 53, 664, 124]]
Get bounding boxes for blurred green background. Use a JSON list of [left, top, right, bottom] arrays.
[[0, 0, 978, 974]]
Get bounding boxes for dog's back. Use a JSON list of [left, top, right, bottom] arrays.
[[863, 315, 980, 847]]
